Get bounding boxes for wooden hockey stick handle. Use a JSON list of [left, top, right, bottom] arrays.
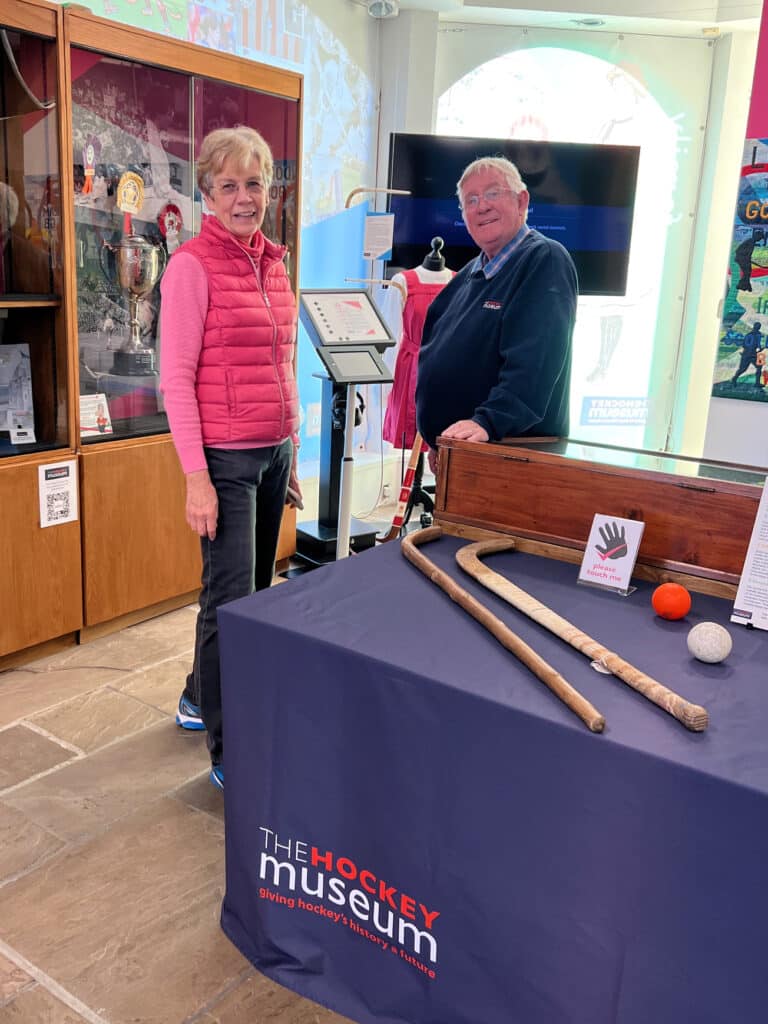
[[456, 539, 709, 732], [402, 527, 605, 733]]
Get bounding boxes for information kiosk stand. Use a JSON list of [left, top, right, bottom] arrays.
[[298, 290, 394, 561]]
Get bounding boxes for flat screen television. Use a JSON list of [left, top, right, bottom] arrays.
[[386, 133, 640, 296]]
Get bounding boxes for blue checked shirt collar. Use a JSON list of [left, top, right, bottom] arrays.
[[471, 224, 530, 279]]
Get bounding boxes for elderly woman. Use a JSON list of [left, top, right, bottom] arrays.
[[160, 126, 301, 790]]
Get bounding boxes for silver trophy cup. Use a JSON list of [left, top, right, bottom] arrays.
[[100, 235, 167, 375]]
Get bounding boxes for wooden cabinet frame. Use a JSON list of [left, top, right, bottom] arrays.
[[1, 1, 302, 662], [0, 0, 82, 660], [63, 7, 303, 630]]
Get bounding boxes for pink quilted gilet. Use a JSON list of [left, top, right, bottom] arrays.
[[178, 214, 299, 446]]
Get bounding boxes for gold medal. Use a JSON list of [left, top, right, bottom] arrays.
[[116, 171, 145, 215]]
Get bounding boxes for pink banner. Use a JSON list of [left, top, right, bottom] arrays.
[[747, 10, 768, 137]]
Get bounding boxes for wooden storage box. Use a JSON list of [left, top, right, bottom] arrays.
[[434, 438, 765, 592]]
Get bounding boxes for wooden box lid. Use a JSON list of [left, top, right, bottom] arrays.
[[434, 437, 766, 588]]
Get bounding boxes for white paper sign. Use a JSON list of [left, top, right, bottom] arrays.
[[304, 292, 391, 344], [363, 212, 394, 260], [9, 411, 35, 444], [578, 514, 645, 595], [80, 393, 113, 437], [38, 460, 78, 528], [731, 477, 768, 630]]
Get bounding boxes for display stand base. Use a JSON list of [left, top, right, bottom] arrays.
[[112, 350, 157, 376], [279, 564, 318, 580], [577, 579, 637, 598], [296, 517, 377, 563]]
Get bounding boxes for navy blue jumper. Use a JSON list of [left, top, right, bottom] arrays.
[[415, 229, 578, 449]]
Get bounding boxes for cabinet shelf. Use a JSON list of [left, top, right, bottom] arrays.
[[0, 295, 62, 308], [0, 439, 68, 460]]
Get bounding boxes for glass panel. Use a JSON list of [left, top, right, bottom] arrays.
[[0, 26, 60, 297], [71, 48, 193, 443], [193, 78, 299, 283], [1, 23, 65, 459], [501, 438, 768, 488]]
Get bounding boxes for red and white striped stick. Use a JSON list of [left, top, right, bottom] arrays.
[[378, 432, 426, 542]]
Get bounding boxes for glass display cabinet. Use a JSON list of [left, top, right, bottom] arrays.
[[65, 7, 302, 634], [0, 0, 83, 659], [1, 6, 65, 458], [71, 51, 191, 442], [0, 1, 302, 662], [70, 43, 300, 447]]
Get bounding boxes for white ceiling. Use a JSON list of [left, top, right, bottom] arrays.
[[398, 0, 762, 37]]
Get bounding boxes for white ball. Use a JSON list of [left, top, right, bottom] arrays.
[[687, 622, 733, 664]]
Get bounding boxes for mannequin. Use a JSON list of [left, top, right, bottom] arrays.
[[421, 236, 447, 271], [382, 238, 454, 450], [382, 239, 454, 527]]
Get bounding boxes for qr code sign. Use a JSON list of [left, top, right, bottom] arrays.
[[46, 490, 71, 522]]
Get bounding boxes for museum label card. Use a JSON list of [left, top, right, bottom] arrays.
[[9, 411, 35, 444], [80, 393, 113, 437], [363, 212, 394, 260], [578, 513, 645, 596], [731, 477, 768, 631]]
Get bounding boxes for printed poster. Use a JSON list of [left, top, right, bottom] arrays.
[[0, 343, 34, 438], [712, 138, 768, 404]]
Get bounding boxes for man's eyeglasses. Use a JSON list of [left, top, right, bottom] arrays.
[[460, 187, 515, 211], [210, 179, 265, 197]]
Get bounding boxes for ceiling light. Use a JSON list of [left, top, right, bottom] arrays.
[[367, 0, 400, 17], [571, 17, 606, 27]]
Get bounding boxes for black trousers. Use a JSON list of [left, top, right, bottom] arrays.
[[184, 440, 293, 764]]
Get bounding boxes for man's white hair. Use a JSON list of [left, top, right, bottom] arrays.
[[457, 157, 526, 200]]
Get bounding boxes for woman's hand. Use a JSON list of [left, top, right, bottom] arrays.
[[285, 464, 304, 510], [185, 469, 218, 540]]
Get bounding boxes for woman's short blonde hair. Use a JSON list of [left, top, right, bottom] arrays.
[[196, 126, 274, 195]]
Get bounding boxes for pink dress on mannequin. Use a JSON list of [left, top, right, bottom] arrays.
[[383, 268, 452, 449]]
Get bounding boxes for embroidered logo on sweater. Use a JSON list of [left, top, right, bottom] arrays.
[[482, 300, 501, 310]]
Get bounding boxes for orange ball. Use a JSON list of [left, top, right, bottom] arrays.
[[651, 582, 691, 620]]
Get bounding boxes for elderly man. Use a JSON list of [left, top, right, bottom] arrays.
[[415, 156, 577, 459]]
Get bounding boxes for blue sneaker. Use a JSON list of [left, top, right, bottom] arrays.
[[209, 764, 224, 789], [176, 695, 205, 731]]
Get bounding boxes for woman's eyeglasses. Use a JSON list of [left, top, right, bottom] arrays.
[[211, 179, 265, 197], [460, 187, 515, 211]]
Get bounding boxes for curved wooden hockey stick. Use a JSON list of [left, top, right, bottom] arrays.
[[379, 432, 426, 542], [401, 527, 605, 733], [455, 538, 709, 732]]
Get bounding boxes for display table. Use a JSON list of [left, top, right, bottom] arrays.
[[218, 534, 767, 1024]]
